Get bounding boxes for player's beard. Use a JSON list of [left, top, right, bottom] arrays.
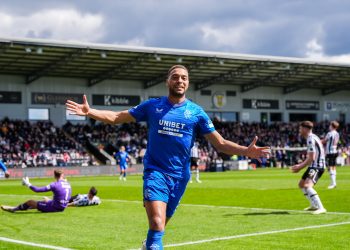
[[169, 87, 185, 98]]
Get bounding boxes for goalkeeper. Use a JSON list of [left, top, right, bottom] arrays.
[[1, 170, 71, 213]]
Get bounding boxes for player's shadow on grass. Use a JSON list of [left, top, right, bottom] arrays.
[[243, 211, 290, 216], [223, 211, 290, 217], [3, 210, 46, 215]]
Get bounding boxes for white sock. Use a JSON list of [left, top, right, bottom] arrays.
[[196, 169, 200, 181], [330, 169, 337, 186], [302, 188, 313, 206], [306, 187, 324, 209]]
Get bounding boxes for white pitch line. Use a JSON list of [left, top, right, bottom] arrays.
[[164, 221, 350, 248], [1, 194, 350, 215], [0, 236, 73, 250]]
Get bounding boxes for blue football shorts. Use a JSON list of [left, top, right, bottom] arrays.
[[119, 164, 128, 170], [143, 169, 188, 218]]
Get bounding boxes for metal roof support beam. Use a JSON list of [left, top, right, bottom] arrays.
[[322, 84, 350, 95], [283, 85, 304, 94], [241, 65, 310, 93], [143, 73, 167, 89], [322, 87, 341, 95], [144, 59, 212, 89], [0, 44, 10, 54], [283, 70, 350, 94], [25, 49, 87, 84], [195, 61, 269, 91], [88, 54, 150, 87], [0, 44, 11, 68]]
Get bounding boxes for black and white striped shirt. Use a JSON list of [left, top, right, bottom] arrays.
[[325, 130, 339, 155], [307, 133, 326, 169]]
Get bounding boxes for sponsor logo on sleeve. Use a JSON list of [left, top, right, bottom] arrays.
[[207, 121, 214, 128]]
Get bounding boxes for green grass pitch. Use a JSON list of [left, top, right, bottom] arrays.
[[1, 167, 350, 249]]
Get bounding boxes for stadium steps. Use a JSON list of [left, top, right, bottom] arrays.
[[62, 129, 108, 165]]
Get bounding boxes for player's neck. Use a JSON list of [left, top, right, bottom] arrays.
[[167, 95, 186, 105]]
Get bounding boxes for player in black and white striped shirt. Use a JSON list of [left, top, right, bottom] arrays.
[[322, 121, 340, 189], [291, 121, 326, 215], [68, 186, 101, 207]]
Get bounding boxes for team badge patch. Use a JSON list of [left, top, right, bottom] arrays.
[[184, 110, 192, 119]]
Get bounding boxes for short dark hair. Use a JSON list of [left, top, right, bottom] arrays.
[[330, 121, 339, 129], [54, 169, 63, 178], [167, 65, 189, 78], [300, 121, 313, 129], [89, 186, 97, 196]]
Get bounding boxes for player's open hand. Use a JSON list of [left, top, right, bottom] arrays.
[[22, 176, 31, 187], [246, 136, 271, 162], [291, 165, 300, 173], [66, 94, 90, 116], [4, 171, 10, 178]]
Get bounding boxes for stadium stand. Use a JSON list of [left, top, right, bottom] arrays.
[[0, 118, 95, 168], [1, 118, 349, 169]]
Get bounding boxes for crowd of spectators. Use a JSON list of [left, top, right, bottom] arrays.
[[63, 122, 148, 164], [203, 119, 350, 168], [1, 118, 350, 169], [0, 118, 95, 168], [63, 119, 350, 168]]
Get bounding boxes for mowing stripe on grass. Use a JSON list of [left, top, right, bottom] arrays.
[[178, 203, 350, 216], [102, 198, 350, 216], [1, 194, 350, 215], [0, 236, 73, 250], [163, 221, 350, 248]]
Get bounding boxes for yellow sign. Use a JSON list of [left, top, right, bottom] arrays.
[[212, 92, 226, 108]]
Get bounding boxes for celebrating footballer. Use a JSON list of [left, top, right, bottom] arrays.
[[66, 65, 271, 249]]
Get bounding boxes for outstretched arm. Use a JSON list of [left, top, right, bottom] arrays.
[[204, 131, 271, 161], [0, 160, 9, 178], [30, 185, 51, 193], [22, 177, 51, 192], [66, 95, 135, 125], [0, 160, 7, 172]]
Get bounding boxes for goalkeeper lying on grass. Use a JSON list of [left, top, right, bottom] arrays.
[[1, 170, 71, 213]]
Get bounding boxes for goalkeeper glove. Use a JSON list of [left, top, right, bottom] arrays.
[[22, 176, 32, 187]]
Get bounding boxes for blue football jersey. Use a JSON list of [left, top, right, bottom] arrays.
[[129, 97, 215, 179], [115, 151, 129, 166]]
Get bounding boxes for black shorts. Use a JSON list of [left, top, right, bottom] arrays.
[[191, 157, 199, 167], [302, 167, 324, 184], [326, 153, 338, 167]]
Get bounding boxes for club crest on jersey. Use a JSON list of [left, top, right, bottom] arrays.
[[155, 108, 163, 114], [184, 110, 192, 119]]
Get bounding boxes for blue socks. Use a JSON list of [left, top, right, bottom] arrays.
[[146, 230, 164, 250]]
